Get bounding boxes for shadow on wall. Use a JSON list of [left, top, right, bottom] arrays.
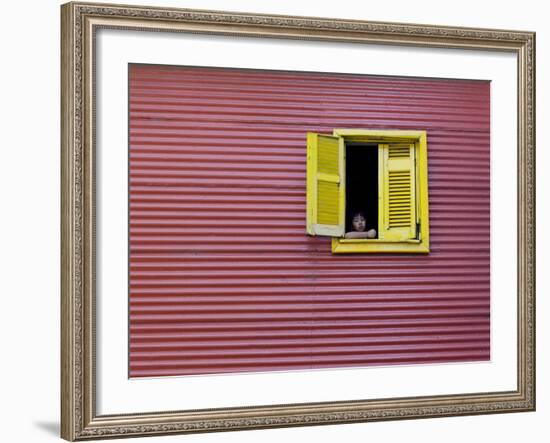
[[33, 421, 59, 437]]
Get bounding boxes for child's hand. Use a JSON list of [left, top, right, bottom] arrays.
[[344, 229, 377, 239]]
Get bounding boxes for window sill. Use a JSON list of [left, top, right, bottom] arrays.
[[331, 238, 430, 254]]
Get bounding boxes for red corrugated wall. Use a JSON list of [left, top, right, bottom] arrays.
[[128, 65, 490, 378]]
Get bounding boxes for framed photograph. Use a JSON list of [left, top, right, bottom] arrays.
[[61, 1, 535, 440]]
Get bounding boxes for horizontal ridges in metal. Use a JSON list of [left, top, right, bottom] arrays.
[[129, 65, 490, 378]]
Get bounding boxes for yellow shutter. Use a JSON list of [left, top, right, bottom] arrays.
[[380, 143, 417, 241], [306, 133, 345, 237]]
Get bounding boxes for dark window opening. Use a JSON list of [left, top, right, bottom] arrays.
[[345, 144, 378, 237]]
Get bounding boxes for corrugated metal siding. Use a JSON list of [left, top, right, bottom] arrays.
[[128, 65, 490, 378]]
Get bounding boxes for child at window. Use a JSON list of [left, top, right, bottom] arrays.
[[344, 212, 377, 239]]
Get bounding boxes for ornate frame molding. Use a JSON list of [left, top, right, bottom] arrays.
[[61, 2, 535, 440]]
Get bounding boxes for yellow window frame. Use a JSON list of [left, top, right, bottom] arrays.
[[329, 129, 430, 254]]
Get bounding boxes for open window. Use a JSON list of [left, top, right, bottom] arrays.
[[306, 129, 430, 253], [345, 143, 379, 238]]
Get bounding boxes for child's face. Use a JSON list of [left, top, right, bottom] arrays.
[[352, 215, 366, 232]]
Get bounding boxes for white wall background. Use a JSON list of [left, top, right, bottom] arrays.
[[0, 0, 545, 442]]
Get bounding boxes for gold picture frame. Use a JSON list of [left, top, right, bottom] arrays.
[[61, 2, 535, 440]]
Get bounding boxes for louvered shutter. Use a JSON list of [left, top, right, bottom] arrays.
[[306, 133, 345, 237], [380, 143, 417, 241]]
